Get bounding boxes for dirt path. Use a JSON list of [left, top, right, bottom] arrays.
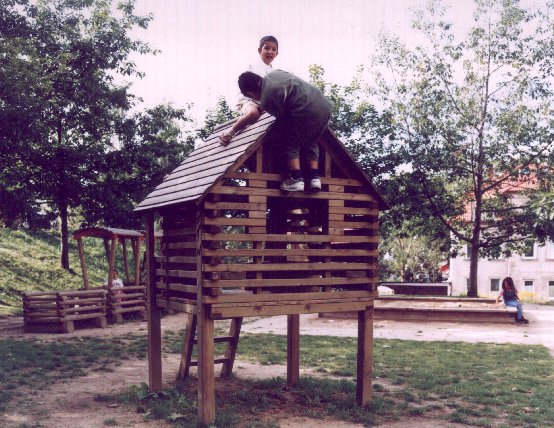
[[2, 305, 553, 427]]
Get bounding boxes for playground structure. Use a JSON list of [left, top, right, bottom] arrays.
[[73, 227, 147, 322], [22, 227, 147, 333], [135, 114, 388, 425]]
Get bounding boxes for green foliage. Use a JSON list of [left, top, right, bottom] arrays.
[[308, 64, 399, 179], [79, 103, 195, 228], [381, 233, 446, 281], [198, 96, 237, 140], [373, 0, 554, 295]]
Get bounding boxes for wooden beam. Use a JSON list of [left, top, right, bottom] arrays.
[[287, 314, 300, 385], [107, 238, 117, 288], [145, 212, 162, 392], [197, 306, 215, 425], [76, 237, 89, 290], [133, 238, 141, 287], [121, 239, 130, 284], [177, 313, 197, 380], [220, 317, 242, 377], [356, 306, 373, 406]]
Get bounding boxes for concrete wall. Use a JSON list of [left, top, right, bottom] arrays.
[[450, 241, 554, 300]]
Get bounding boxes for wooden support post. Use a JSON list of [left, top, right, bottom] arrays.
[[195, 203, 216, 426], [133, 238, 141, 286], [287, 314, 300, 385], [107, 238, 117, 288], [221, 317, 243, 377], [145, 212, 162, 392], [76, 237, 89, 289], [177, 313, 197, 380], [121, 238, 131, 284], [197, 307, 215, 425], [356, 306, 373, 406]]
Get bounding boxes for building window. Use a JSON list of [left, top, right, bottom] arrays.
[[490, 278, 500, 293], [466, 278, 470, 293], [523, 279, 534, 292], [522, 241, 535, 259], [549, 281, 554, 299], [465, 244, 472, 260]]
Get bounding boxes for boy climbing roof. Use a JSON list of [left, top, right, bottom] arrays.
[[228, 70, 332, 193]]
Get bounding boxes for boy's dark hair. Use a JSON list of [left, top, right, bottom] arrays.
[[259, 35, 278, 50], [238, 72, 263, 96]]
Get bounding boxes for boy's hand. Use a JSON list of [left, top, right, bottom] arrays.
[[219, 133, 232, 146]]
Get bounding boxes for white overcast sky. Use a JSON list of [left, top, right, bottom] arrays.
[[124, 0, 506, 120]]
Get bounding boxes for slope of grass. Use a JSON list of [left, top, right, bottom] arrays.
[[0, 228, 135, 315]]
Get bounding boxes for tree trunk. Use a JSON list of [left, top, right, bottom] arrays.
[[59, 202, 70, 270], [468, 241, 480, 297]]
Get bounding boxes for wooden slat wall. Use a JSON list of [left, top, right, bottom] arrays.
[[155, 207, 199, 308], [197, 168, 378, 301]]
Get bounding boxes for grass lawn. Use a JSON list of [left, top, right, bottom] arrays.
[[2, 330, 553, 427]]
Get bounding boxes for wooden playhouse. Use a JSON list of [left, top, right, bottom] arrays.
[[135, 113, 388, 425]]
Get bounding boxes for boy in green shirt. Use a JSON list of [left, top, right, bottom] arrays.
[[230, 70, 332, 192]]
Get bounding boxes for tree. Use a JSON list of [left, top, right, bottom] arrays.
[[79, 104, 196, 228], [0, 0, 154, 269], [373, 0, 554, 296], [308, 65, 399, 178], [381, 233, 446, 282]]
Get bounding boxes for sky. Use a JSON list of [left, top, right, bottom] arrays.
[[126, 0, 478, 121]]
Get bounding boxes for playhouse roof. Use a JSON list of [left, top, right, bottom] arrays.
[[135, 113, 388, 212], [72, 227, 144, 240]]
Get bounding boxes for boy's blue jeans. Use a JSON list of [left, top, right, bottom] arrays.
[[504, 300, 523, 320]]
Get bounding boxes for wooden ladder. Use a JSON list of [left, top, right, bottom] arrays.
[[177, 314, 243, 380]]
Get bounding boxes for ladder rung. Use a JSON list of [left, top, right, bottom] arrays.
[[193, 335, 233, 345], [189, 356, 230, 366]]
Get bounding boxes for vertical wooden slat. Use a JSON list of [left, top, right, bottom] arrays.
[[121, 238, 130, 284], [287, 314, 300, 385], [177, 313, 197, 380], [356, 306, 373, 405], [133, 238, 141, 286], [145, 212, 162, 392], [76, 237, 89, 289], [107, 238, 117, 288], [221, 317, 243, 377]]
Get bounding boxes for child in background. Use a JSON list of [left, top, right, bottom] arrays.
[[495, 276, 529, 324], [219, 35, 278, 145]]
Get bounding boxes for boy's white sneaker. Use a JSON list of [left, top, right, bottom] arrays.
[[307, 177, 321, 192], [280, 177, 304, 192]]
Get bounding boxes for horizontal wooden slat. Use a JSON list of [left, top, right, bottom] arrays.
[[163, 242, 197, 250], [203, 276, 373, 289], [203, 217, 266, 227], [203, 201, 267, 211], [203, 262, 375, 272], [202, 233, 379, 243], [202, 248, 377, 257], [156, 269, 197, 279], [156, 256, 198, 264], [225, 171, 365, 187], [209, 300, 373, 319], [156, 282, 198, 294], [329, 206, 378, 215], [210, 186, 375, 202], [202, 289, 376, 304]]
